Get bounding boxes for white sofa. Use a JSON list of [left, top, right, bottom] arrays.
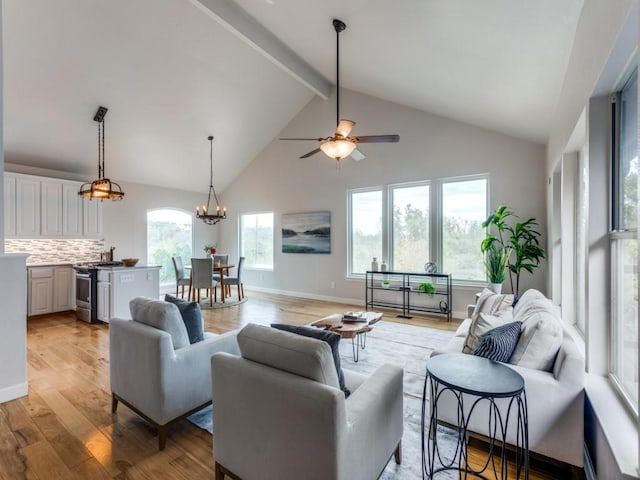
[[211, 323, 404, 480], [430, 289, 585, 470]]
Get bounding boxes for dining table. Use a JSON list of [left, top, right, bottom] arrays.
[[185, 262, 235, 303]]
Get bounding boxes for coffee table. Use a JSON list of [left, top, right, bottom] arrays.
[[309, 311, 383, 362]]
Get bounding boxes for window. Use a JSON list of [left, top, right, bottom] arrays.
[[610, 69, 638, 411], [240, 212, 274, 269], [348, 188, 382, 275], [441, 177, 487, 282], [347, 176, 487, 281], [391, 183, 429, 272], [147, 209, 193, 286]]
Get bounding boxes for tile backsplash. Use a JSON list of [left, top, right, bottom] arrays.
[[5, 239, 105, 265]]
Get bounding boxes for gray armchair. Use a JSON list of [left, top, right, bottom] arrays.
[[109, 297, 240, 449], [211, 323, 403, 480]]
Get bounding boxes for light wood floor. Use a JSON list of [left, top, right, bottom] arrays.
[[0, 290, 573, 479]]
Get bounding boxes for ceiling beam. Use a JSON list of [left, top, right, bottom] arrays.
[[190, 0, 332, 99]]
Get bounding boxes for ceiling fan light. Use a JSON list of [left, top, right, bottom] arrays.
[[320, 139, 357, 160]]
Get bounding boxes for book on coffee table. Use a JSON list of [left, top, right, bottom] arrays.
[[342, 311, 367, 322]]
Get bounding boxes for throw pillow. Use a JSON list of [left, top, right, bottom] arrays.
[[129, 297, 189, 349], [470, 288, 515, 323], [473, 321, 521, 362], [271, 324, 350, 397], [509, 298, 563, 371], [462, 308, 514, 354], [164, 294, 205, 344]]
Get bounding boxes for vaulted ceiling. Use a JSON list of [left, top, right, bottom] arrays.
[[3, 0, 584, 194]]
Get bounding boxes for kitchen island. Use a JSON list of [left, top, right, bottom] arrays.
[[97, 265, 161, 322]]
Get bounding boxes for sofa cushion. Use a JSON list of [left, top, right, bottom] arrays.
[[473, 321, 521, 362], [462, 308, 513, 354], [164, 294, 205, 344], [271, 323, 350, 397], [510, 298, 563, 371], [237, 323, 340, 390], [470, 288, 514, 321], [129, 297, 190, 350]]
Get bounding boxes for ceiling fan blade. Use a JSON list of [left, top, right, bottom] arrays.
[[350, 149, 366, 161], [280, 137, 324, 141], [300, 148, 322, 159], [353, 134, 400, 143], [335, 119, 355, 138]]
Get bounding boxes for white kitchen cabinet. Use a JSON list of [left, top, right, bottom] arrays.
[[28, 266, 74, 316], [28, 268, 53, 316], [4, 175, 16, 236], [16, 176, 41, 236], [62, 182, 83, 236], [53, 267, 73, 312], [41, 180, 63, 236], [82, 196, 103, 237]]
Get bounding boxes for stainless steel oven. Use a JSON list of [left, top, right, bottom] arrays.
[[74, 265, 98, 323]]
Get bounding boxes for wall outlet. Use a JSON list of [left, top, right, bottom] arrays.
[[330, 281, 335, 289]]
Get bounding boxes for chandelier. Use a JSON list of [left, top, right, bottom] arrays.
[[78, 106, 125, 200], [196, 136, 226, 225]]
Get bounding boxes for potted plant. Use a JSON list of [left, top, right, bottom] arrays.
[[203, 243, 217, 256], [381, 279, 390, 289], [417, 281, 436, 296], [482, 242, 510, 294], [481, 205, 545, 301]]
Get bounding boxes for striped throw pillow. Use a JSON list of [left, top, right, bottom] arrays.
[[473, 321, 521, 363]]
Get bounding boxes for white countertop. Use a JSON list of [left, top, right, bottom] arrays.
[[96, 265, 162, 270]]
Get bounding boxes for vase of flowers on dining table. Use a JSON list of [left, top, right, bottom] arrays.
[[204, 243, 217, 256]]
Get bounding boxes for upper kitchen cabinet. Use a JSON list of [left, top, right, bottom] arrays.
[[5, 173, 102, 238], [82, 197, 103, 237], [4, 175, 16, 236], [16, 176, 41, 236]]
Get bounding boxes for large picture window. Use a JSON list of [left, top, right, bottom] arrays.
[[348, 188, 383, 275], [240, 212, 274, 270], [441, 177, 487, 281], [610, 68, 638, 411], [347, 176, 487, 281], [147, 209, 193, 286]]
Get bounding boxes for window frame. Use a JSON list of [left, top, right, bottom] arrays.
[[347, 186, 384, 277], [239, 211, 275, 271]]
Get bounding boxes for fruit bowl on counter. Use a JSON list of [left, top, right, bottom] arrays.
[[121, 258, 139, 267]]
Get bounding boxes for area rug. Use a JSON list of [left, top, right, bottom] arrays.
[[197, 296, 247, 309], [188, 320, 459, 479]]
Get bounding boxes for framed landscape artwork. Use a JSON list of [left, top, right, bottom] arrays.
[[282, 211, 331, 254]]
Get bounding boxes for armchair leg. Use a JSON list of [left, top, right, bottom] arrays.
[[158, 425, 167, 450], [111, 393, 118, 413], [394, 441, 402, 464]]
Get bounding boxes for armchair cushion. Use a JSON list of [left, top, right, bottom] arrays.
[[164, 294, 205, 344], [237, 323, 340, 390], [271, 323, 350, 397], [129, 297, 189, 349]]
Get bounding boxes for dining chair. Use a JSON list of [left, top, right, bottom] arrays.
[[224, 257, 245, 301], [171, 256, 191, 299], [191, 257, 218, 306], [212, 254, 230, 283]]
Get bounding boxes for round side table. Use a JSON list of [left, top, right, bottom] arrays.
[[422, 353, 529, 479]]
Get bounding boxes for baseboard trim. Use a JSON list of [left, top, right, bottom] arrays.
[[246, 285, 363, 307], [0, 382, 28, 403]]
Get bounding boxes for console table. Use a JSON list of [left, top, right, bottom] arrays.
[[365, 270, 452, 321], [422, 353, 529, 479]]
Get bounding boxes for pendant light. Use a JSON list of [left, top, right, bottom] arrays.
[[78, 106, 125, 200], [195, 136, 226, 225]]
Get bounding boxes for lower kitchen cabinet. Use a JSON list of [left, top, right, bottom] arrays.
[[97, 275, 111, 322], [28, 266, 74, 316]]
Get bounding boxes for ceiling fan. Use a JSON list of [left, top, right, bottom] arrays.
[[280, 19, 399, 164]]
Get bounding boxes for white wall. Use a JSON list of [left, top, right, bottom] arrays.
[[100, 180, 219, 262], [219, 88, 547, 316]]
